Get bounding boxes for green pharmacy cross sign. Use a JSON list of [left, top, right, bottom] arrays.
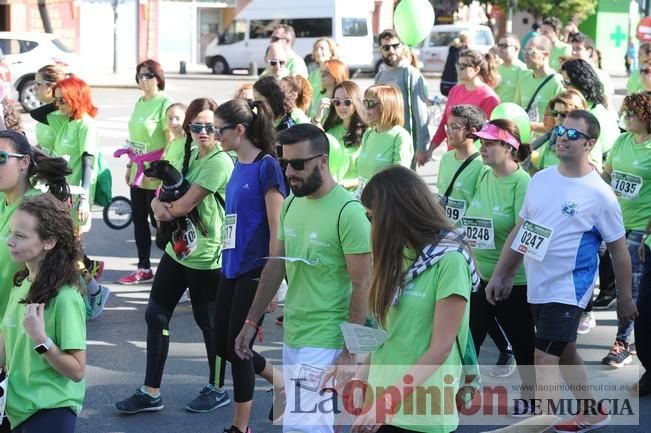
[[610, 24, 627, 48]]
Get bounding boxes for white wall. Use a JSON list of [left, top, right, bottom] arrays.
[[79, 0, 137, 74]]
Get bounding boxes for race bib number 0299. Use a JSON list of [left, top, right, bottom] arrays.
[[511, 220, 554, 262], [611, 171, 643, 200]]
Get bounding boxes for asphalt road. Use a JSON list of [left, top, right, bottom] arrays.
[[16, 73, 651, 433]]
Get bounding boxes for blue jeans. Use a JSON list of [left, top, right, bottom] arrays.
[[616, 230, 649, 343]]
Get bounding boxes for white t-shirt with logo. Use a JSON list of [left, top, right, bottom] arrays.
[[517, 166, 625, 308]]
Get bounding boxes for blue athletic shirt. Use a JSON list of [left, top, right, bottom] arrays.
[[223, 153, 287, 278]]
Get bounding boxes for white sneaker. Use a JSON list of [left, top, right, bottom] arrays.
[[577, 312, 596, 335], [179, 289, 190, 304]]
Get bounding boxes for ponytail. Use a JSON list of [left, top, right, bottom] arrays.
[[515, 142, 532, 163], [30, 149, 71, 202], [481, 52, 498, 88], [181, 133, 193, 176], [248, 100, 276, 156]]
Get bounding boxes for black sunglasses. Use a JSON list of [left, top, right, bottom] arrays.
[[0, 150, 25, 165], [279, 154, 324, 171], [271, 36, 288, 43], [268, 59, 286, 67], [551, 110, 568, 118], [138, 72, 156, 80], [554, 125, 591, 141], [215, 124, 236, 138], [363, 99, 380, 110], [381, 43, 400, 52], [189, 123, 215, 134], [332, 98, 353, 107], [497, 43, 516, 49]]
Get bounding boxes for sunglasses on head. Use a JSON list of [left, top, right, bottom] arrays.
[[552, 110, 568, 118], [268, 59, 286, 67], [381, 43, 400, 52], [189, 123, 215, 134], [279, 153, 324, 171], [332, 98, 353, 107], [138, 72, 156, 80], [554, 124, 591, 141], [363, 99, 380, 110], [0, 150, 25, 165]]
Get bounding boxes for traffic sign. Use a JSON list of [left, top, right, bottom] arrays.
[[637, 16, 651, 42]]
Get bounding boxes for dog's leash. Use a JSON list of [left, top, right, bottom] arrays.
[[114, 147, 166, 187]]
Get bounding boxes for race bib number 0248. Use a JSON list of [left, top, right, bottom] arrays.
[[511, 220, 554, 262], [461, 216, 495, 249]]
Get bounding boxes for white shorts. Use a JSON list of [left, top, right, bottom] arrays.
[[282, 345, 342, 433]]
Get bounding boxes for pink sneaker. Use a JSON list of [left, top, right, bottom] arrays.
[[553, 413, 610, 432], [118, 269, 154, 285]]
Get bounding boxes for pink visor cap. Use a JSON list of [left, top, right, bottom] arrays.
[[469, 123, 520, 150]]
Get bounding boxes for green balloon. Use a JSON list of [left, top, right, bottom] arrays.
[[394, 0, 435, 47], [490, 102, 531, 144]]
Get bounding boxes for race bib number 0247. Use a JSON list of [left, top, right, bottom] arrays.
[[511, 220, 554, 262]]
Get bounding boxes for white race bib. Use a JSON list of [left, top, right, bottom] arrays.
[[172, 217, 198, 260], [445, 198, 466, 225], [511, 219, 554, 262], [527, 105, 539, 122], [223, 214, 237, 250], [611, 171, 643, 200], [462, 217, 495, 249], [126, 139, 146, 155]]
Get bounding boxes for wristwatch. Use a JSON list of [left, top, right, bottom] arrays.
[[34, 337, 53, 354]]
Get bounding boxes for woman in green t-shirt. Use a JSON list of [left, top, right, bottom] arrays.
[[353, 166, 474, 433], [465, 119, 536, 403], [0, 131, 71, 326], [322, 80, 368, 189], [280, 75, 312, 125], [33, 64, 67, 152], [114, 98, 234, 415], [311, 59, 349, 125], [2, 194, 86, 432], [119, 59, 173, 285], [161, 102, 188, 171], [307, 38, 338, 116], [356, 84, 413, 195]]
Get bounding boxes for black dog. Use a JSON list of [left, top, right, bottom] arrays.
[[144, 160, 207, 251]]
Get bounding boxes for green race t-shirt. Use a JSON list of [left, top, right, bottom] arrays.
[[550, 41, 572, 72], [368, 251, 471, 432], [328, 122, 362, 185], [464, 168, 530, 284], [46, 112, 99, 203], [162, 137, 190, 172], [0, 189, 41, 323], [515, 71, 564, 123], [326, 131, 347, 182], [496, 60, 527, 103], [35, 122, 56, 152], [279, 185, 371, 349], [436, 150, 487, 225], [308, 69, 323, 119], [128, 93, 173, 190], [627, 70, 643, 95], [606, 133, 651, 230], [290, 108, 311, 125], [165, 145, 234, 270], [357, 126, 413, 184], [1, 280, 86, 427]]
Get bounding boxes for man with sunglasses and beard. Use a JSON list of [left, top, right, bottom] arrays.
[[374, 29, 430, 168], [234, 124, 371, 433], [485, 110, 638, 432]]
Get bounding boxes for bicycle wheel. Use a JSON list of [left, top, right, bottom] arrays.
[[103, 196, 133, 230]]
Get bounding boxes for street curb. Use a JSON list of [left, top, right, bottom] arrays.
[[88, 73, 259, 89]]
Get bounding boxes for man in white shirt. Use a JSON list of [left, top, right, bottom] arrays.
[[486, 110, 638, 433]]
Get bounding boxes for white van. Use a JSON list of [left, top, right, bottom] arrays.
[[204, 0, 374, 74], [418, 24, 495, 73]]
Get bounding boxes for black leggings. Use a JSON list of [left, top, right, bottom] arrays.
[[470, 281, 536, 397], [12, 408, 76, 433], [130, 186, 157, 269], [144, 253, 225, 389], [214, 268, 267, 402]]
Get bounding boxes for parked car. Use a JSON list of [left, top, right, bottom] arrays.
[[204, 0, 374, 74], [0, 32, 80, 111], [419, 24, 495, 73]]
